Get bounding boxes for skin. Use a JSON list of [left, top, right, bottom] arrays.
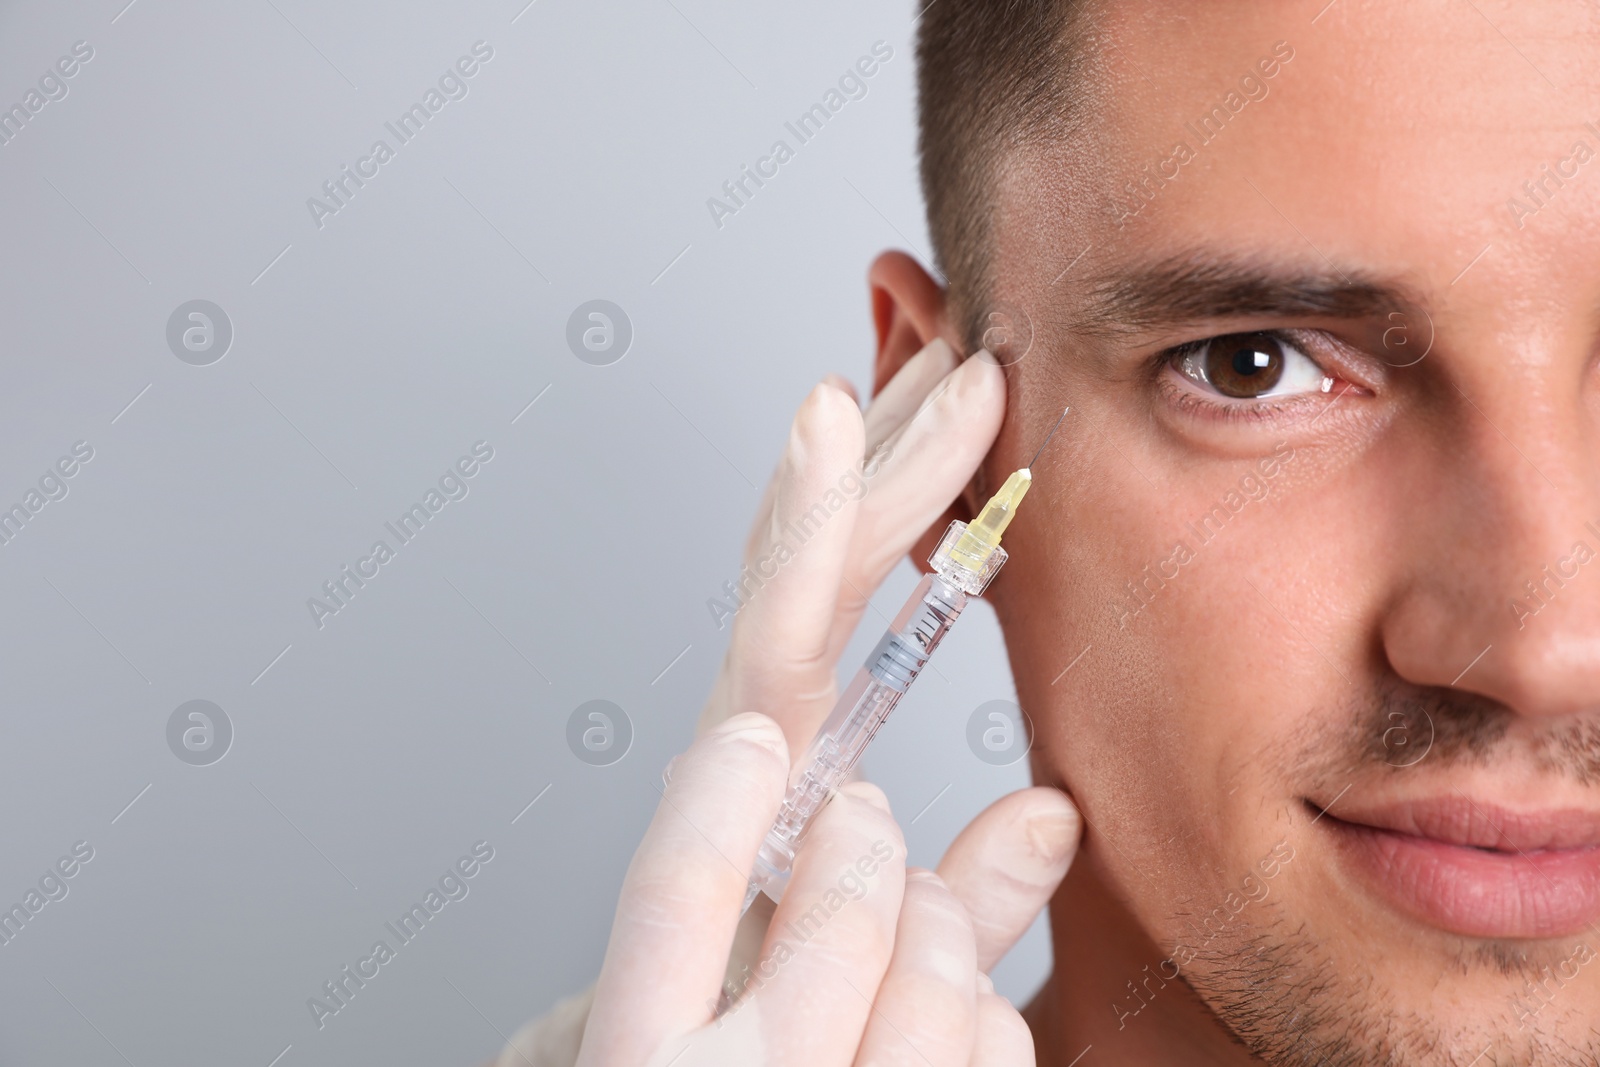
[[565, 0, 1600, 1064], [873, 0, 1600, 1062]]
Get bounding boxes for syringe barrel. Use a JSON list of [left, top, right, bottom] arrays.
[[746, 571, 968, 904]]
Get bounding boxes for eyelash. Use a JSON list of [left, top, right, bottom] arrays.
[[1155, 330, 1345, 423]]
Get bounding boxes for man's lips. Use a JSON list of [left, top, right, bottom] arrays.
[[1323, 797, 1600, 851], [1313, 796, 1600, 939]]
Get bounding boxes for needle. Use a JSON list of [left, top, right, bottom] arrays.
[[1027, 406, 1070, 471]]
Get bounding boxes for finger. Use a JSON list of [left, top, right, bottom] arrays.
[[862, 338, 959, 457], [829, 350, 1006, 661], [739, 781, 907, 1065], [701, 342, 959, 741], [822, 372, 860, 406], [711, 383, 866, 757], [852, 869, 977, 1067], [736, 468, 782, 574], [733, 370, 865, 590], [969, 976, 1035, 1067], [578, 713, 789, 1066], [737, 346, 946, 579], [936, 788, 1080, 973], [734, 372, 857, 569]]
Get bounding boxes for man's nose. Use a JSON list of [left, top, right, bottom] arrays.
[[1379, 358, 1600, 720]]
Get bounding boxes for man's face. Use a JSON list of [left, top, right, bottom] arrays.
[[982, 0, 1600, 1059]]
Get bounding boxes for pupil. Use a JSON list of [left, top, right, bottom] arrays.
[[1232, 347, 1268, 376], [1207, 333, 1284, 398]]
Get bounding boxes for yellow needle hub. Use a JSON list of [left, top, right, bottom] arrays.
[[948, 467, 1032, 575]]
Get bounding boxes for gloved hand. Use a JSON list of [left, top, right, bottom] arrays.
[[574, 342, 1082, 1066]]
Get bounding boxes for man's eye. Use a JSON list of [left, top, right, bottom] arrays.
[[1172, 331, 1331, 400]]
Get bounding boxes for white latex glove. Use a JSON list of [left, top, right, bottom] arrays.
[[572, 344, 1082, 1067]]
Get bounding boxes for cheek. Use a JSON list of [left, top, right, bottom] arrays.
[[993, 388, 1360, 921], [997, 423, 1215, 833]]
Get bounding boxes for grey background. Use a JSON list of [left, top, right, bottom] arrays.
[[0, 1, 1046, 1063]]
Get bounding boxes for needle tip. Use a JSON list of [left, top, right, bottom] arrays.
[[1028, 406, 1070, 471]]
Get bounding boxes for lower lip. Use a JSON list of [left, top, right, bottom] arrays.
[[1324, 815, 1600, 939]]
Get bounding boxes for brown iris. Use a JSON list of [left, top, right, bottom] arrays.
[[1203, 332, 1285, 398]]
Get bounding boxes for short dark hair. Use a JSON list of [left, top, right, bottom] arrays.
[[916, 0, 1091, 349]]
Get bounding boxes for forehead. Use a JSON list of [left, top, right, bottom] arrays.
[[998, 0, 1600, 314]]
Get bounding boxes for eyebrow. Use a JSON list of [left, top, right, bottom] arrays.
[[1067, 253, 1417, 336]]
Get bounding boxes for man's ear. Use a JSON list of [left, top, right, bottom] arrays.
[[867, 249, 981, 569], [869, 249, 953, 395]]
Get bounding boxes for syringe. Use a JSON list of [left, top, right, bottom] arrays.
[[742, 462, 1038, 912]]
